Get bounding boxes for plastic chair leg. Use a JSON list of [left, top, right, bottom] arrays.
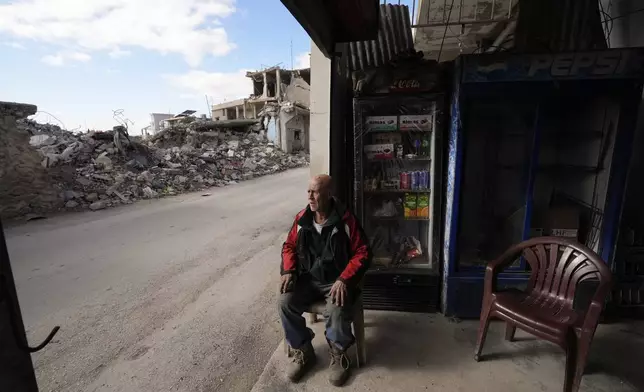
[[474, 302, 492, 362], [505, 322, 517, 342]]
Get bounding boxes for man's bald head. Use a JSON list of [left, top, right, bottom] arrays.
[[311, 174, 333, 194], [308, 174, 333, 213]]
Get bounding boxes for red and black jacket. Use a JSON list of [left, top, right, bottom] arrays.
[[281, 198, 371, 287]]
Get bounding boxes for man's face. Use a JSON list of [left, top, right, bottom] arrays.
[[307, 179, 329, 212]]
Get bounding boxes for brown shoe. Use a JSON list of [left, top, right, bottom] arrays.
[[328, 345, 351, 387], [286, 341, 316, 382]]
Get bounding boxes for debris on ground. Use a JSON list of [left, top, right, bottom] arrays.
[[7, 117, 309, 216]]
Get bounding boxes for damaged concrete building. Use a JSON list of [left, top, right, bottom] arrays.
[[141, 111, 201, 139], [211, 66, 311, 154], [0, 99, 308, 219]]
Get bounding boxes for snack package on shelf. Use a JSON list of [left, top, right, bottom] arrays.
[[405, 237, 423, 261], [399, 114, 432, 131], [364, 144, 394, 160], [404, 193, 417, 218], [417, 194, 430, 218], [365, 116, 397, 132], [392, 236, 423, 266]]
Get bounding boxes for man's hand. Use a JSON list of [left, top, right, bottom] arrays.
[[280, 274, 294, 294], [329, 280, 348, 307]]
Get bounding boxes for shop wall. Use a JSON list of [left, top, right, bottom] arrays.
[[604, 0, 644, 224], [309, 41, 331, 175]]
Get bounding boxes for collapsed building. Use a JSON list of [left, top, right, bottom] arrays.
[[211, 66, 311, 154], [0, 101, 309, 220]]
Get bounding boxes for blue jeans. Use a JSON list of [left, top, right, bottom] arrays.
[[278, 276, 356, 351]]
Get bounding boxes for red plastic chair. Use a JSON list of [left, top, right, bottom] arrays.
[[474, 237, 612, 392]]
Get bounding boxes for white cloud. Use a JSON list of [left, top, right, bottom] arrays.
[[165, 69, 251, 104], [109, 48, 131, 59], [294, 52, 310, 69], [68, 52, 92, 62], [0, 0, 236, 66], [41, 51, 92, 66], [4, 41, 25, 49], [41, 54, 64, 66]]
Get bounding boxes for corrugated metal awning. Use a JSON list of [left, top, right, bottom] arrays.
[[348, 4, 414, 71]]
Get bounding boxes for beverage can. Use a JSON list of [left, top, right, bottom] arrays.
[[418, 171, 426, 189], [400, 172, 409, 189]]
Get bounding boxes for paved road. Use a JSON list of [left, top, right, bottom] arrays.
[[7, 168, 309, 392]]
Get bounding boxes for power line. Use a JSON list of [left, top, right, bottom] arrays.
[[437, 0, 455, 62]]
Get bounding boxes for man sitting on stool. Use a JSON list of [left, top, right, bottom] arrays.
[[278, 174, 371, 386]]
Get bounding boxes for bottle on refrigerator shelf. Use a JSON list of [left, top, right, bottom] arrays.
[[396, 144, 404, 159], [421, 137, 430, 157]]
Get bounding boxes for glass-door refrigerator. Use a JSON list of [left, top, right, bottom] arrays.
[[353, 94, 444, 313]]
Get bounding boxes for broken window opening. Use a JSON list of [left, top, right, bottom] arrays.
[[282, 72, 292, 87], [252, 80, 263, 96], [267, 82, 276, 98]]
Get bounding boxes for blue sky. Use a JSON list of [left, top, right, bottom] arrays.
[[0, 0, 311, 134]]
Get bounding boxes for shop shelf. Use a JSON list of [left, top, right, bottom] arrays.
[[370, 216, 430, 221], [364, 189, 431, 194], [366, 157, 432, 162], [365, 129, 433, 133]]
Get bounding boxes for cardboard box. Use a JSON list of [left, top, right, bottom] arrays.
[[365, 116, 398, 131], [399, 114, 432, 131], [364, 144, 394, 160], [546, 206, 580, 239]]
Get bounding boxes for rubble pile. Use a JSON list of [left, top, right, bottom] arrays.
[[14, 118, 309, 214]]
